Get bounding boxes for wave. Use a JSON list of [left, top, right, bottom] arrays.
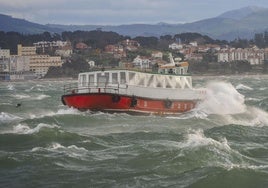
[[177, 129, 267, 171], [259, 87, 267, 91], [166, 110, 209, 120], [11, 93, 50, 101], [2, 123, 60, 135], [235, 84, 253, 91], [33, 94, 50, 100], [55, 108, 82, 115], [12, 94, 31, 99], [27, 107, 83, 120], [32, 142, 89, 160], [0, 112, 22, 123], [7, 84, 15, 90], [179, 129, 231, 150], [245, 97, 262, 102], [197, 81, 246, 115], [25, 86, 35, 92]]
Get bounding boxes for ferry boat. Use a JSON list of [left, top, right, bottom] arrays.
[[61, 54, 206, 115]]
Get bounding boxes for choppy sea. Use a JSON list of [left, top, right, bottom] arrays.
[[1, 75, 268, 188]]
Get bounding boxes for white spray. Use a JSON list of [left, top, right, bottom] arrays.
[[197, 81, 246, 115]]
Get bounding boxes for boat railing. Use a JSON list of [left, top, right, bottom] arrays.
[[63, 82, 127, 95]]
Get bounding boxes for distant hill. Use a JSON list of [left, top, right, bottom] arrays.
[[217, 6, 266, 20], [47, 6, 268, 40], [1, 6, 268, 40], [0, 14, 62, 34]]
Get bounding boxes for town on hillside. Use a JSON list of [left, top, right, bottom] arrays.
[[0, 31, 268, 80]]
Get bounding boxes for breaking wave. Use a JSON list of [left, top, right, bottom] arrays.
[[33, 94, 50, 100], [28, 107, 82, 119], [236, 84, 253, 91], [3, 123, 60, 135], [193, 81, 268, 127], [7, 84, 15, 90], [12, 94, 31, 99], [198, 81, 246, 115], [32, 142, 89, 160], [0, 112, 22, 123], [178, 129, 265, 171]]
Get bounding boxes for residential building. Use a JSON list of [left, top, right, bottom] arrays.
[[189, 41, 198, 47], [169, 43, 183, 50], [0, 58, 9, 72], [29, 55, 62, 77], [187, 53, 203, 61], [119, 61, 134, 69], [9, 56, 35, 80], [0, 49, 10, 59], [34, 41, 70, 54], [104, 44, 126, 58], [9, 56, 30, 72], [17, 44, 63, 77], [55, 45, 73, 58], [133, 55, 151, 69], [151, 51, 163, 59], [119, 39, 140, 51], [0, 55, 35, 80], [17, 44, 36, 56], [218, 47, 265, 65]]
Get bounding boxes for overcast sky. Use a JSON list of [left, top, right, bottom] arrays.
[[0, 0, 268, 25]]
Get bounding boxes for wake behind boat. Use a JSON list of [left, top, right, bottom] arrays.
[[61, 54, 206, 115]]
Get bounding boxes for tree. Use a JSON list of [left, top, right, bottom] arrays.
[[133, 36, 158, 48]]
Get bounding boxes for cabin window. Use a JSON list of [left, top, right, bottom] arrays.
[[88, 75, 94, 86], [128, 72, 135, 84], [138, 77, 145, 86], [112, 73, 118, 84], [80, 75, 87, 87], [120, 72, 126, 84], [97, 73, 109, 87], [129, 72, 135, 80]]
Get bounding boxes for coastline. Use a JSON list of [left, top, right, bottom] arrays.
[[1, 73, 268, 82]]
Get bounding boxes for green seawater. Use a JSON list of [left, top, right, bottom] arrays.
[[0, 75, 268, 188]]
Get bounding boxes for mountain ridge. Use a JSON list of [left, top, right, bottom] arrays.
[[1, 6, 268, 40]]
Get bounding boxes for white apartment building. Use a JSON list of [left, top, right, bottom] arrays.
[[18, 44, 62, 77], [55, 48, 73, 58], [151, 51, 163, 59], [0, 49, 10, 59], [218, 47, 265, 65], [169, 43, 183, 50], [9, 56, 30, 72], [29, 55, 62, 77], [133, 55, 151, 69], [33, 41, 69, 48], [17, 44, 36, 56]]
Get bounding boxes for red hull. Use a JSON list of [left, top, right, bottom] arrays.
[[62, 93, 197, 115]]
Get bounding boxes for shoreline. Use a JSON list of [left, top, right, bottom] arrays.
[[1, 73, 268, 82], [192, 73, 268, 78]]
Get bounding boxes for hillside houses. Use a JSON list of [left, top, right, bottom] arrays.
[[104, 39, 140, 58], [1, 32, 268, 80]]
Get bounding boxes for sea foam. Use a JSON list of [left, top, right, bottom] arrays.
[[235, 84, 253, 91], [197, 81, 246, 115], [6, 123, 60, 134], [0, 112, 21, 123]]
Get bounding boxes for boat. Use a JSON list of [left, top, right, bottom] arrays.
[[61, 54, 206, 115]]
